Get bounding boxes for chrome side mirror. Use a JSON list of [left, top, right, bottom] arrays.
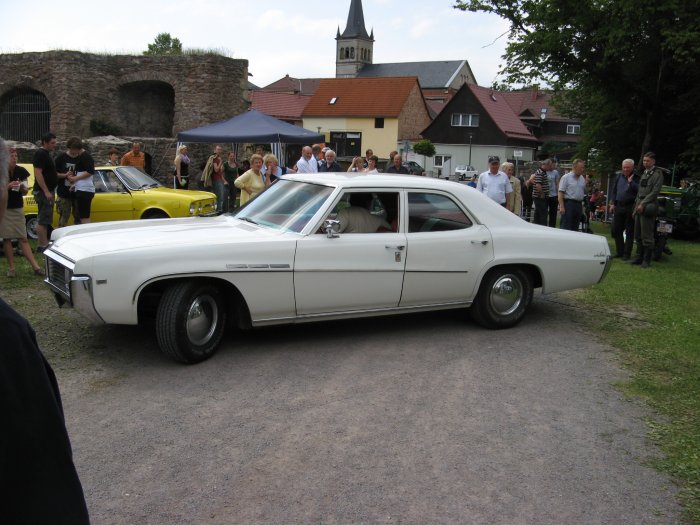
[[323, 219, 340, 238]]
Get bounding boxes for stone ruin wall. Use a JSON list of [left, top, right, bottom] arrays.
[[0, 51, 249, 183]]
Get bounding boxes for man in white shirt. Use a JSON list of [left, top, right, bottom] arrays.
[[476, 155, 513, 210], [558, 159, 589, 231], [295, 146, 318, 173]]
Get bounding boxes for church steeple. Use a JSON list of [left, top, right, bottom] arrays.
[[341, 0, 371, 39], [336, 0, 374, 78]]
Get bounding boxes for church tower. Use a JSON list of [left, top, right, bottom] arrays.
[[335, 0, 374, 78]]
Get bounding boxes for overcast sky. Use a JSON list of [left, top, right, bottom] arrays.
[[0, 0, 510, 88]]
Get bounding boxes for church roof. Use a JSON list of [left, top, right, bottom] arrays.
[[355, 60, 469, 89], [339, 0, 371, 40]]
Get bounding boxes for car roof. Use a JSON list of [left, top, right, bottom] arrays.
[[284, 172, 452, 190]]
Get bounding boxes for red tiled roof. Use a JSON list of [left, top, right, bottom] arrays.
[[468, 85, 537, 141], [260, 75, 321, 96], [501, 89, 571, 121], [303, 77, 420, 117], [249, 91, 311, 121]]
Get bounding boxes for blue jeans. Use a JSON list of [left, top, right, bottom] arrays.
[[213, 179, 227, 213]]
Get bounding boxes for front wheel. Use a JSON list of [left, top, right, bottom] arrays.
[[470, 267, 533, 329], [156, 281, 227, 364]]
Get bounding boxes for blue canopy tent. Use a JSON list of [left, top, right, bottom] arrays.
[[177, 109, 324, 163]]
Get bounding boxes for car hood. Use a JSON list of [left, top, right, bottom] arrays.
[[48, 215, 287, 260], [141, 186, 215, 200]]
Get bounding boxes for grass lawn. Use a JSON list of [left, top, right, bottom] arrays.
[[573, 221, 700, 523]]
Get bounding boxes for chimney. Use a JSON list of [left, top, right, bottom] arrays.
[[531, 84, 539, 101]]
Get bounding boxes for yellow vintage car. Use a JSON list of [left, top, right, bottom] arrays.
[[21, 164, 217, 238]]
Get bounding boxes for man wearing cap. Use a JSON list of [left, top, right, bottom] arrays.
[[630, 151, 664, 268], [476, 156, 513, 210]]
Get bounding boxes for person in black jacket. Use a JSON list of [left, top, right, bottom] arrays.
[[608, 158, 639, 259], [0, 137, 90, 524]]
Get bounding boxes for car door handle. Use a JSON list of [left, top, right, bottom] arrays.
[[471, 240, 489, 245], [385, 245, 405, 251]]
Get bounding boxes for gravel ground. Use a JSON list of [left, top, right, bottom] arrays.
[[1, 281, 683, 524]]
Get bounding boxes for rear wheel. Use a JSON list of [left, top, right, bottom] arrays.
[[156, 281, 226, 364], [26, 215, 38, 240], [470, 267, 533, 329]]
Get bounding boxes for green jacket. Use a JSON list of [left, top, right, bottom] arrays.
[[635, 166, 664, 206]]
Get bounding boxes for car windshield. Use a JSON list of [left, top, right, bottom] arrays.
[[114, 167, 161, 190], [233, 179, 334, 233]]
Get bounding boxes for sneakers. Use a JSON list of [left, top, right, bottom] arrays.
[[7, 269, 16, 278], [33, 268, 44, 276]]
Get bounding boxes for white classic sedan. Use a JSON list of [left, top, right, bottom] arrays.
[[43, 173, 611, 364]]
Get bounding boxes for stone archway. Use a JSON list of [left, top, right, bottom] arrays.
[[118, 80, 175, 137], [0, 87, 50, 142]]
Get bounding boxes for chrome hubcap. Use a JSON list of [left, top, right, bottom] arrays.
[[185, 295, 218, 346], [489, 275, 523, 316]]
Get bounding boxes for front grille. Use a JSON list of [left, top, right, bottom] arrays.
[[46, 258, 72, 296]]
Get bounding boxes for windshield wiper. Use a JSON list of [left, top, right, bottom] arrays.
[[238, 216, 259, 225]]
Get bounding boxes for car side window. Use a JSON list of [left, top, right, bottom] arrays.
[[102, 170, 126, 193], [407, 192, 472, 233], [321, 191, 399, 233], [93, 172, 108, 193]]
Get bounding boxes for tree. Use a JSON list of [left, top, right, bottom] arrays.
[[412, 139, 436, 157], [453, 0, 700, 176], [412, 139, 436, 172], [144, 33, 183, 56]]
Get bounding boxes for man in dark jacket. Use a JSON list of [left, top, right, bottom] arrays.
[[318, 149, 342, 172], [609, 158, 639, 259], [0, 137, 90, 524]]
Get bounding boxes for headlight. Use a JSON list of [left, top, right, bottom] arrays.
[[189, 203, 196, 215]]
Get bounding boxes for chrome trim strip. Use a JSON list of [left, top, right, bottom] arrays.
[[251, 301, 472, 326]]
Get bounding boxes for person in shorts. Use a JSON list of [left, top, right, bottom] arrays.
[[54, 137, 82, 227], [32, 132, 58, 251]]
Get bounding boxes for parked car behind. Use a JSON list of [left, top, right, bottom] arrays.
[[455, 165, 478, 181], [404, 161, 424, 175], [22, 164, 217, 238]]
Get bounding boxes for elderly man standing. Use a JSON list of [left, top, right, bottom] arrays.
[[0, 137, 90, 523], [609, 158, 639, 259], [386, 153, 410, 174], [318, 149, 342, 172], [120, 141, 145, 170], [296, 146, 319, 173], [631, 152, 664, 268], [476, 155, 512, 210], [557, 159, 589, 231]]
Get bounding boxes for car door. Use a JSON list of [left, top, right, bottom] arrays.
[[400, 191, 494, 306], [294, 191, 406, 316], [90, 169, 135, 223]]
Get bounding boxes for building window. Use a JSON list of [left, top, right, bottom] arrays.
[[350, 47, 355, 59], [566, 124, 581, 135], [433, 155, 451, 168], [374, 117, 384, 129], [451, 113, 479, 127], [330, 131, 362, 158]]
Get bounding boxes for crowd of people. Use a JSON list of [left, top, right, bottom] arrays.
[[1, 132, 668, 276]]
